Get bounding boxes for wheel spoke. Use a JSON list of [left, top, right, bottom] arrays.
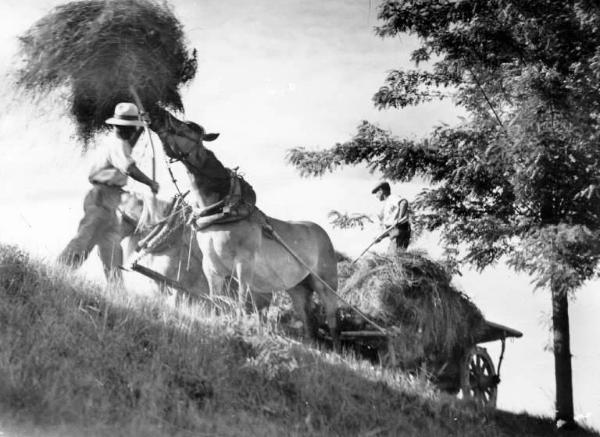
[[465, 347, 498, 407]]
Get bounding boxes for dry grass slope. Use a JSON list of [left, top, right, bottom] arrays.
[[0, 243, 597, 437]]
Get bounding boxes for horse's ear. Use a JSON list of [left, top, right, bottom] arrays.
[[204, 132, 220, 142]]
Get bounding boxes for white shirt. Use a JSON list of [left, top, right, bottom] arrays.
[[88, 139, 136, 187], [381, 194, 409, 228]]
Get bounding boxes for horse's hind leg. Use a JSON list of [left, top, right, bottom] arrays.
[[245, 291, 272, 324], [306, 275, 341, 351], [287, 283, 318, 341]]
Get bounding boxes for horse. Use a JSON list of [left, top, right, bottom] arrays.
[[118, 191, 210, 300], [119, 191, 269, 311], [149, 110, 341, 348]]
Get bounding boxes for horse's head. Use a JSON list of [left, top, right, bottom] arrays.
[[151, 110, 219, 163], [151, 109, 229, 206]]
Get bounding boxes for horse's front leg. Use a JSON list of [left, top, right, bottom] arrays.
[[234, 258, 256, 312], [234, 257, 274, 325], [200, 253, 225, 313]]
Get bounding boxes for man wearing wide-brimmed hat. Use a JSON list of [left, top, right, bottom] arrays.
[[58, 103, 159, 283], [372, 181, 411, 254]]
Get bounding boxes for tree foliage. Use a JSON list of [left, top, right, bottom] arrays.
[[288, 0, 600, 294], [327, 210, 373, 230]]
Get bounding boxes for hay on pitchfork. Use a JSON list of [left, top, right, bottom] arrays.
[[336, 250, 486, 370], [16, 0, 197, 143]]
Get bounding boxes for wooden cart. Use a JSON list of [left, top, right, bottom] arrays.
[[335, 319, 522, 408]]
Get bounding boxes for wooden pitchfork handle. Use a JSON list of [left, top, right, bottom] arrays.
[[351, 224, 397, 265], [128, 86, 156, 184]]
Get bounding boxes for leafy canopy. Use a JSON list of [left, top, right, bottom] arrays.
[[288, 0, 600, 292]]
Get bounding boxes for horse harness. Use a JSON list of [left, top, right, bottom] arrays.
[[191, 168, 258, 231]]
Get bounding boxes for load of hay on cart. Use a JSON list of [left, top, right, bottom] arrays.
[[308, 251, 523, 408], [332, 317, 522, 407]]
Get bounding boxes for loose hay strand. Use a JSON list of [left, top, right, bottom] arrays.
[[16, 0, 197, 144]]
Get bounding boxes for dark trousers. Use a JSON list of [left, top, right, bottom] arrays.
[[388, 222, 411, 254]]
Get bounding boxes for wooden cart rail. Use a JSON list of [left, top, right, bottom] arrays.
[[476, 320, 523, 344], [340, 331, 388, 339], [338, 320, 523, 344]]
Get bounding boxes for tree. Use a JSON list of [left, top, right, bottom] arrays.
[[288, 0, 600, 429]]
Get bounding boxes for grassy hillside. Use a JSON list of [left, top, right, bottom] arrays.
[[0, 243, 597, 437]]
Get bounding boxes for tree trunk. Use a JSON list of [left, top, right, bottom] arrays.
[[551, 281, 575, 428]]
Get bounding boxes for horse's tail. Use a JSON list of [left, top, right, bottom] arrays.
[[135, 193, 162, 234]]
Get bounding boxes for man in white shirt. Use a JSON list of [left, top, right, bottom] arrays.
[[372, 181, 411, 254], [58, 102, 159, 283]]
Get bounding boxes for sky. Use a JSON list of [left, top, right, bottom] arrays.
[[0, 0, 598, 430]]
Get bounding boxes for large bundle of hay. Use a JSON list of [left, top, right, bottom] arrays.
[[16, 0, 196, 143], [336, 251, 485, 370]]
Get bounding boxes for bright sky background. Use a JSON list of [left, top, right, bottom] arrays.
[[0, 0, 598, 430]]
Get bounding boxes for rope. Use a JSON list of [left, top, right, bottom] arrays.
[[165, 155, 183, 196], [186, 224, 194, 271]]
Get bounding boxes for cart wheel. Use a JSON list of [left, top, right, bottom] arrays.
[[460, 346, 498, 407]]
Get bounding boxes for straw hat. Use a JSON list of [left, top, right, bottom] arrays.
[[105, 102, 145, 127]]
